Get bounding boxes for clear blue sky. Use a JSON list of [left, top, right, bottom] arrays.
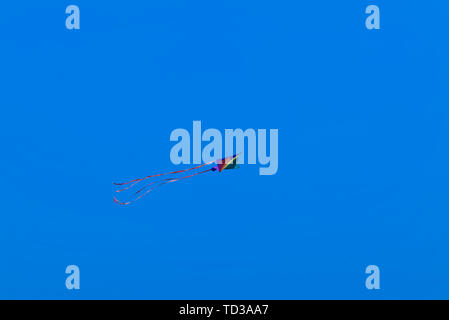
[[0, 1, 448, 299]]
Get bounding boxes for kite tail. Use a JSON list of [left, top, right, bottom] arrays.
[[113, 160, 216, 188], [113, 166, 215, 205]]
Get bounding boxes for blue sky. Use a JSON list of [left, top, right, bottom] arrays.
[[0, 1, 448, 299]]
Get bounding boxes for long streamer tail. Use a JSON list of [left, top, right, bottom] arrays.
[[113, 160, 215, 187], [113, 162, 216, 205]]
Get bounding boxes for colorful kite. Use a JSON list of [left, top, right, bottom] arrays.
[[113, 154, 240, 205]]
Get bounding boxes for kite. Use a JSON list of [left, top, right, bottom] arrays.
[[113, 154, 240, 205]]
